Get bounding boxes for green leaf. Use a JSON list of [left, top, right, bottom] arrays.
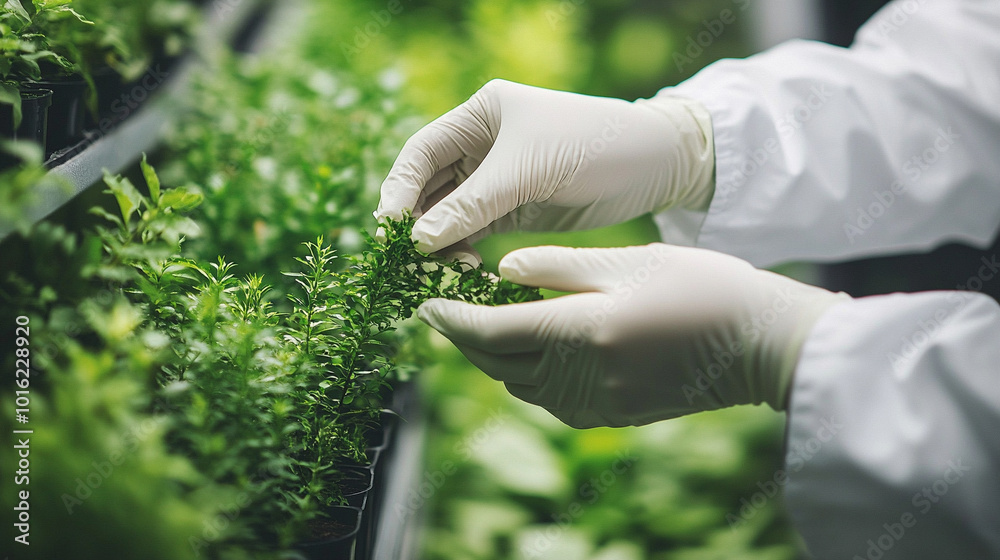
[[5, 1, 32, 24], [0, 138, 40, 163], [140, 153, 161, 204], [102, 170, 143, 223], [23, 49, 65, 63], [47, 5, 93, 24], [87, 206, 122, 228], [0, 81, 22, 128], [158, 215, 202, 243], [16, 55, 40, 80], [159, 186, 203, 212]]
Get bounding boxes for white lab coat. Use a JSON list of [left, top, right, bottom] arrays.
[[656, 0, 1000, 557]]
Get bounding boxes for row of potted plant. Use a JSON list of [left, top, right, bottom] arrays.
[[0, 0, 200, 165], [1, 149, 538, 558]]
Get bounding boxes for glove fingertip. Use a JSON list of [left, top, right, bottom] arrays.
[[497, 246, 538, 275], [411, 221, 441, 254], [441, 248, 483, 270], [373, 199, 408, 223], [496, 253, 522, 281], [415, 298, 444, 323], [498, 246, 564, 284], [417, 298, 467, 332]]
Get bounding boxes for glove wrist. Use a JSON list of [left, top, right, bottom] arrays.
[[752, 283, 851, 411], [634, 94, 716, 213]]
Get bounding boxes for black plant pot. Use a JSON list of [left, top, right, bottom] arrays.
[[358, 414, 400, 560], [1, 87, 53, 143], [367, 412, 397, 453], [0, 87, 53, 169], [325, 413, 398, 560], [297, 505, 363, 560], [86, 67, 125, 130], [340, 465, 374, 510], [368, 412, 399, 495], [31, 75, 88, 156]]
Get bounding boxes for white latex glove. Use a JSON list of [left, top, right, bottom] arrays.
[[417, 244, 849, 428], [375, 79, 715, 263]]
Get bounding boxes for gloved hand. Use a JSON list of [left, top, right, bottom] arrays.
[[375, 79, 715, 263], [417, 244, 849, 428]]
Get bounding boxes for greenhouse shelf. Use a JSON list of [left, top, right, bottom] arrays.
[[0, 0, 276, 240], [373, 386, 427, 560]]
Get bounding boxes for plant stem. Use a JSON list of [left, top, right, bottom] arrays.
[[336, 268, 387, 415]]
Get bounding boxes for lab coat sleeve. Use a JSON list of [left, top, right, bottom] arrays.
[[656, 0, 1000, 268], [784, 291, 1000, 559]]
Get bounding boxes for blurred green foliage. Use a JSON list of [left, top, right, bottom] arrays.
[[0, 218, 233, 559], [310, 0, 753, 113], [162, 50, 416, 275], [421, 346, 801, 559]]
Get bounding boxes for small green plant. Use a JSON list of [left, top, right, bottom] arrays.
[[283, 215, 541, 511], [0, 0, 200, 130], [64, 0, 197, 82], [0, 0, 91, 126], [333, 213, 541, 421]]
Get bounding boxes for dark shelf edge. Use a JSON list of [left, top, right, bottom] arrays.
[[373, 386, 426, 560]]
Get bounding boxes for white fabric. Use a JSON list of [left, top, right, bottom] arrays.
[[660, 0, 1000, 556], [789, 292, 1000, 558], [664, 0, 1000, 269]]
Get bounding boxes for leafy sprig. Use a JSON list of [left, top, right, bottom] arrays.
[[372, 214, 543, 312], [328, 214, 541, 417], [284, 215, 542, 504]]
